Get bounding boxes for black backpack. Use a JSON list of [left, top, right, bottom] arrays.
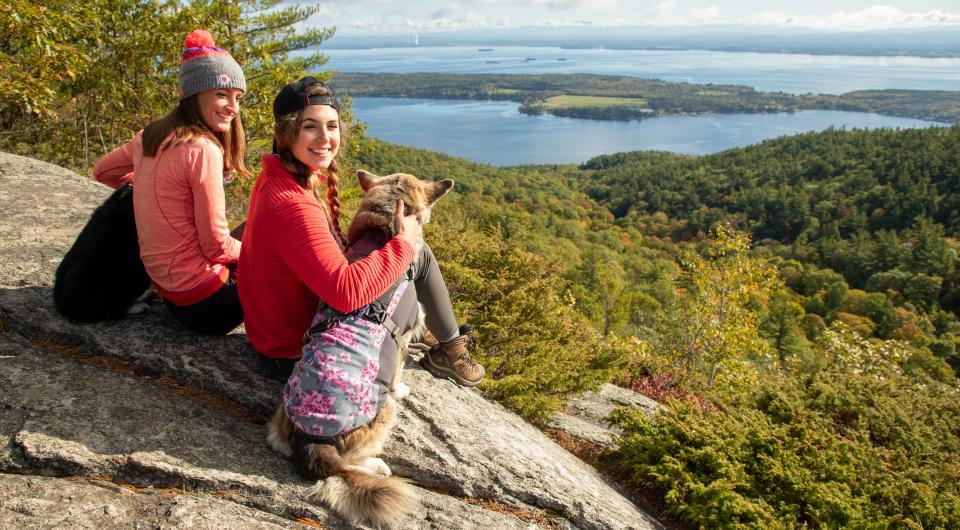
[[53, 184, 150, 322]]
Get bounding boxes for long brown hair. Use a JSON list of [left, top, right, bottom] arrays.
[[273, 82, 347, 244], [141, 94, 249, 177]]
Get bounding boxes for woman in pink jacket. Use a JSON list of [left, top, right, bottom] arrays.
[[93, 29, 247, 334]]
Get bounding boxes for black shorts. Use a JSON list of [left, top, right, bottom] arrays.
[[164, 269, 243, 335]]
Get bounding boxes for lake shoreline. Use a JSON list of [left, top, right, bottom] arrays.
[[332, 72, 960, 125], [321, 47, 957, 166], [321, 46, 960, 95], [349, 98, 947, 166]]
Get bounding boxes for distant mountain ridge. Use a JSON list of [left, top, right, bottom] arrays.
[[325, 25, 960, 58]]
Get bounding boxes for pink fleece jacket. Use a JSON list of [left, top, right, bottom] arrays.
[[93, 131, 240, 305], [238, 154, 414, 360]]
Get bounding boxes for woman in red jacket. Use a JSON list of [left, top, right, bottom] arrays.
[[93, 29, 247, 334], [238, 77, 485, 386]]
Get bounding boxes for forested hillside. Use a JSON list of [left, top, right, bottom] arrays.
[[354, 127, 960, 528], [356, 127, 960, 373], [580, 127, 960, 363]]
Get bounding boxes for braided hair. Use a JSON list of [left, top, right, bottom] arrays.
[[324, 158, 345, 246]]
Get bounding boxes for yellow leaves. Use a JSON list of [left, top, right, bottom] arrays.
[[653, 224, 782, 387], [705, 223, 750, 258], [2, 1, 98, 118], [712, 357, 761, 393]]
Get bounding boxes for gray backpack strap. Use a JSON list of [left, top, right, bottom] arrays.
[[382, 315, 403, 341], [305, 266, 414, 344]]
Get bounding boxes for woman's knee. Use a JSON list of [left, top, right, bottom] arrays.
[[412, 242, 438, 281]]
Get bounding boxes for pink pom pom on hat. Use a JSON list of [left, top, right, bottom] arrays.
[[184, 29, 215, 49], [178, 29, 246, 100], [182, 29, 229, 61]]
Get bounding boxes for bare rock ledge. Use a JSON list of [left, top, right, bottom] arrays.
[[0, 151, 664, 530]]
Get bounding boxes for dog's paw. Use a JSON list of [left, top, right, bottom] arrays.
[[406, 341, 431, 356], [390, 382, 411, 401], [266, 430, 293, 458], [265, 417, 293, 458], [361, 457, 392, 476], [126, 301, 150, 315]]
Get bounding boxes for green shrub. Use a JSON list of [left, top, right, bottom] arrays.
[[426, 213, 628, 419], [611, 367, 960, 529]]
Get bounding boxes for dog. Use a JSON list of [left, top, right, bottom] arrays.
[[267, 169, 454, 528], [54, 184, 151, 322]]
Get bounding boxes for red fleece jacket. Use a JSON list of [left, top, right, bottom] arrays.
[[238, 154, 414, 359]]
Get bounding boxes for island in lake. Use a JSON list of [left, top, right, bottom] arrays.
[[331, 72, 960, 124]]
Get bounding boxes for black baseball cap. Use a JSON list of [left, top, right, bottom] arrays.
[[272, 76, 340, 153], [272, 76, 339, 120]]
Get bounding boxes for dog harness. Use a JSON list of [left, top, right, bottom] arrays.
[[283, 274, 410, 439]]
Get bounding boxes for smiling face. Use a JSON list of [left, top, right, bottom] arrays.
[[196, 88, 243, 132], [291, 104, 341, 172]]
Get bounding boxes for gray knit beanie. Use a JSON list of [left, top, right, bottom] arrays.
[[178, 29, 246, 100]]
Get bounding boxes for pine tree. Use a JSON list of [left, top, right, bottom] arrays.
[[2, 0, 336, 172]]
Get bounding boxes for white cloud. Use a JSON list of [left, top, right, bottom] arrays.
[[741, 6, 960, 30], [312, 1, 960, 32], [455, 0, 622, 8], [560, 4, 960, 29], [345, 10, 518, 32], [690, 6, 721, 23]]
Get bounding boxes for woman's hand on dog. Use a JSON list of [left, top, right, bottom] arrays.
[[394, 198, 420, 248]]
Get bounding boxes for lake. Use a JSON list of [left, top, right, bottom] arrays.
[[351, 97, 946, 167], [323, 46, 960, 95], [316, 46, 955, 165]]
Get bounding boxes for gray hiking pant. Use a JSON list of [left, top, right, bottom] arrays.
[[382, 242, 459, 354], [371, 242, 458, 401]]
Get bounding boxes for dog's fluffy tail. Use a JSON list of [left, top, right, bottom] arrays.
[[314, 465, 417, 529], [300, 442, 416, 528]]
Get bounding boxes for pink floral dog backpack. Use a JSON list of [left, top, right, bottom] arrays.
[[283, 278, 409, 439]]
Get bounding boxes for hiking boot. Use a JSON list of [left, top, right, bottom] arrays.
[[410, 324, 471, 354], [420, 328, 485, 387]]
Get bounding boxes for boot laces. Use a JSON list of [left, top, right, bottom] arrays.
[[457, 351, 479, 367], [449, 332, 480, 367]]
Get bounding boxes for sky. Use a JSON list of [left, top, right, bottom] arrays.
[[299, 1, 960, 33]]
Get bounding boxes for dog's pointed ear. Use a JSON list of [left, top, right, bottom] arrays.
[[356, 170, 381, 192], [427, 179, 454, 205]]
